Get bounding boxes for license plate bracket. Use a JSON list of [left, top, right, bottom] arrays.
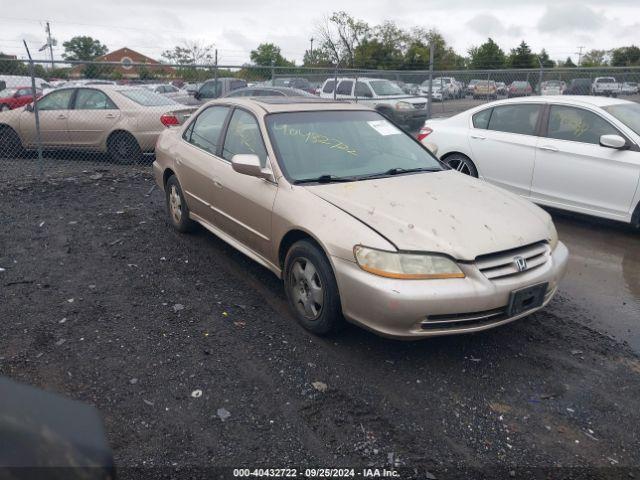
[[507, 283, 548, 317]]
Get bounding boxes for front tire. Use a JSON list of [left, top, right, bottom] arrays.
[[0, 126, 25, 158], [107, 131, 142, 164], [284, 240, 344, 335], [443, 153, 478, 177], [165, 175, 195, 233]]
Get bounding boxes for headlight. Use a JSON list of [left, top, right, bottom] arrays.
[[353, 246, 465, 279], [395, 101, 414, 111]]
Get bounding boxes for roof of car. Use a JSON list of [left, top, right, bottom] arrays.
[[206, 97, 373, 113], [481, 95, 631, 108], [225, 86, 313, 97]]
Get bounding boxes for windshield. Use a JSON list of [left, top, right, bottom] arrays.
[[116, 89, 178, 106], [603, 103, 640, 136], [0, 88, 17, 98], [369, 80, 405, 96], [265, 110, 442, 182]]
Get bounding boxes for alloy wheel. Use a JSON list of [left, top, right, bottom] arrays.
[[169, 185, 182, 223], [447, 158, 474, 176], [289, 257, 324, 320]]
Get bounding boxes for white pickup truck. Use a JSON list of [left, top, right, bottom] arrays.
[[592, 77, 621, 97]]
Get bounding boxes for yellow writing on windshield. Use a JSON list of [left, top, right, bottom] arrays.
[[274, 124, 358, 156]]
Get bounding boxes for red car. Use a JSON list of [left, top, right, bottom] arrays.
[[0, 86, 42, 112]]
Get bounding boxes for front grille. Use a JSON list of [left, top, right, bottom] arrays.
[[413, 102, 427, 109], [475, 241, 550, 280]]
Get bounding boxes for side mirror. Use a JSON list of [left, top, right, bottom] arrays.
[[600, 134, 627, 149], [193, 91, 201, 100], [25, 103, 34, 113], [231, 154, 272, 179]]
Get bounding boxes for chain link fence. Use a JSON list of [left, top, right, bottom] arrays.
[[1, 58, 640, 173]]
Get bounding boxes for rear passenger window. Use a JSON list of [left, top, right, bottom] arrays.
[[336, 81, 353, 95], [185, 106, 230, 154], [322, 80, 336, 94], [472, 108, 492, 129], [488, 104, 540, 136], [547, 106, 619, 145]]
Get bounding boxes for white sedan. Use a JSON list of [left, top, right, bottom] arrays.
[[418, 96, 640, 227]]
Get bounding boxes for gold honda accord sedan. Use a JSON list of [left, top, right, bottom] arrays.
[[153, 97, 569, 339]]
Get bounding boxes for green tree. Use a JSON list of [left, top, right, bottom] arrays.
[[560, 56, 577, 68], [161, 41, 215, 65], [302, 47, 333, 67], [250, 43, 294, 67], [403, 28, 465, 70], [0, 53, 28, 75], [468, 38, 505, 69], [537, 49, 555, 68], [611, 46, 640, 66], [581, 49, 608, 67], [507, 41, 536, 69], [62, 36, 108, 61], [317, 11, 370, 66]]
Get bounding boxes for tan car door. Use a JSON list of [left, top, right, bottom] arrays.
[[19, 88, 74, 146], [215, 108, 277, 260], [66, 89, 120, 146], [176, 105, 231, 222]]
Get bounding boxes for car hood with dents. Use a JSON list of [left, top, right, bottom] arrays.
[[306, 171, 552, 261]]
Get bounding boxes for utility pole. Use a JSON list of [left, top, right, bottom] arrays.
[[46, 22, 54, 70], [213, 49, 218, 97], [309, 37, 314, 58], [576, 46, 584, 66], [426, 43, 434, 120]]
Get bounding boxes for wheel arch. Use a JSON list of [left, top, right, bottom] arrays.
[[278, 228, 330, 271], [632, 200, 640, 228]]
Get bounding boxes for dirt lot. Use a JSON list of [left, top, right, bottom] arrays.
[[1, 159, 640, 479]]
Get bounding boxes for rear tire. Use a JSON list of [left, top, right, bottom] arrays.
[[443, 153, 478, 177], [284, 240, 344, 336], [165, 175, 196, 233], [107, 131, 142, 164], [0, 126, 25, 158]]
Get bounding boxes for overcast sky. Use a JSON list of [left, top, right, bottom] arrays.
[[1, 0, 639, 65]]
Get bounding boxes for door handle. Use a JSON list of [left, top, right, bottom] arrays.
[[539, 145, 559, 152], [57, 114, 67, 119], [212, 180, 223, 189], [470, 134, 486, 140], [105, 113, 117, 119]]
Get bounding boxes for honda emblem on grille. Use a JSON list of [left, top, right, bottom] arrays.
[[514, 256, 527, 272]]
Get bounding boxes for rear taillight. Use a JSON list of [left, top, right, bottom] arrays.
[[160, 114, 180, 127], [417, 126, 433, 142]]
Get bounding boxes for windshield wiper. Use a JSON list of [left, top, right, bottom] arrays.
[[357, 167, 441, 180], [293, 174, 357, 184]]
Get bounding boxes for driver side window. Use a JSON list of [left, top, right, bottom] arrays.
[[547, 106, 620, 145], [37, 89, 74, 111]]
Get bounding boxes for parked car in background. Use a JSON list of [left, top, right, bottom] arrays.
[[153, 96, 567, 338], [0, 86, 195, 162], [621, 82, 639, 95], [0, 74, 47, 89], [272, 77, 316, 94], [224, 86, 315, 97], [401, 82, 420, 95], [466, 79, 482, 96], [429, 77, 463, 99], [563, 78, 592, 95], [507, 81, 533, 98], [194, 78, 248, 101], [496, 82, 507, 96], [473, 80, 497, 99], [183, 83, 202, 95], [418, 81, 444, 102], [540, 80, 564, 96], [592, 77, 621, 97], [418, 96, 640, 226], [0, 86, 42, 111], [144, 83, 186, 99], [320, 77, 428, 129]]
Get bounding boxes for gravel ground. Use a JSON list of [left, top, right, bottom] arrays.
[[1, 159, 640, 480]]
